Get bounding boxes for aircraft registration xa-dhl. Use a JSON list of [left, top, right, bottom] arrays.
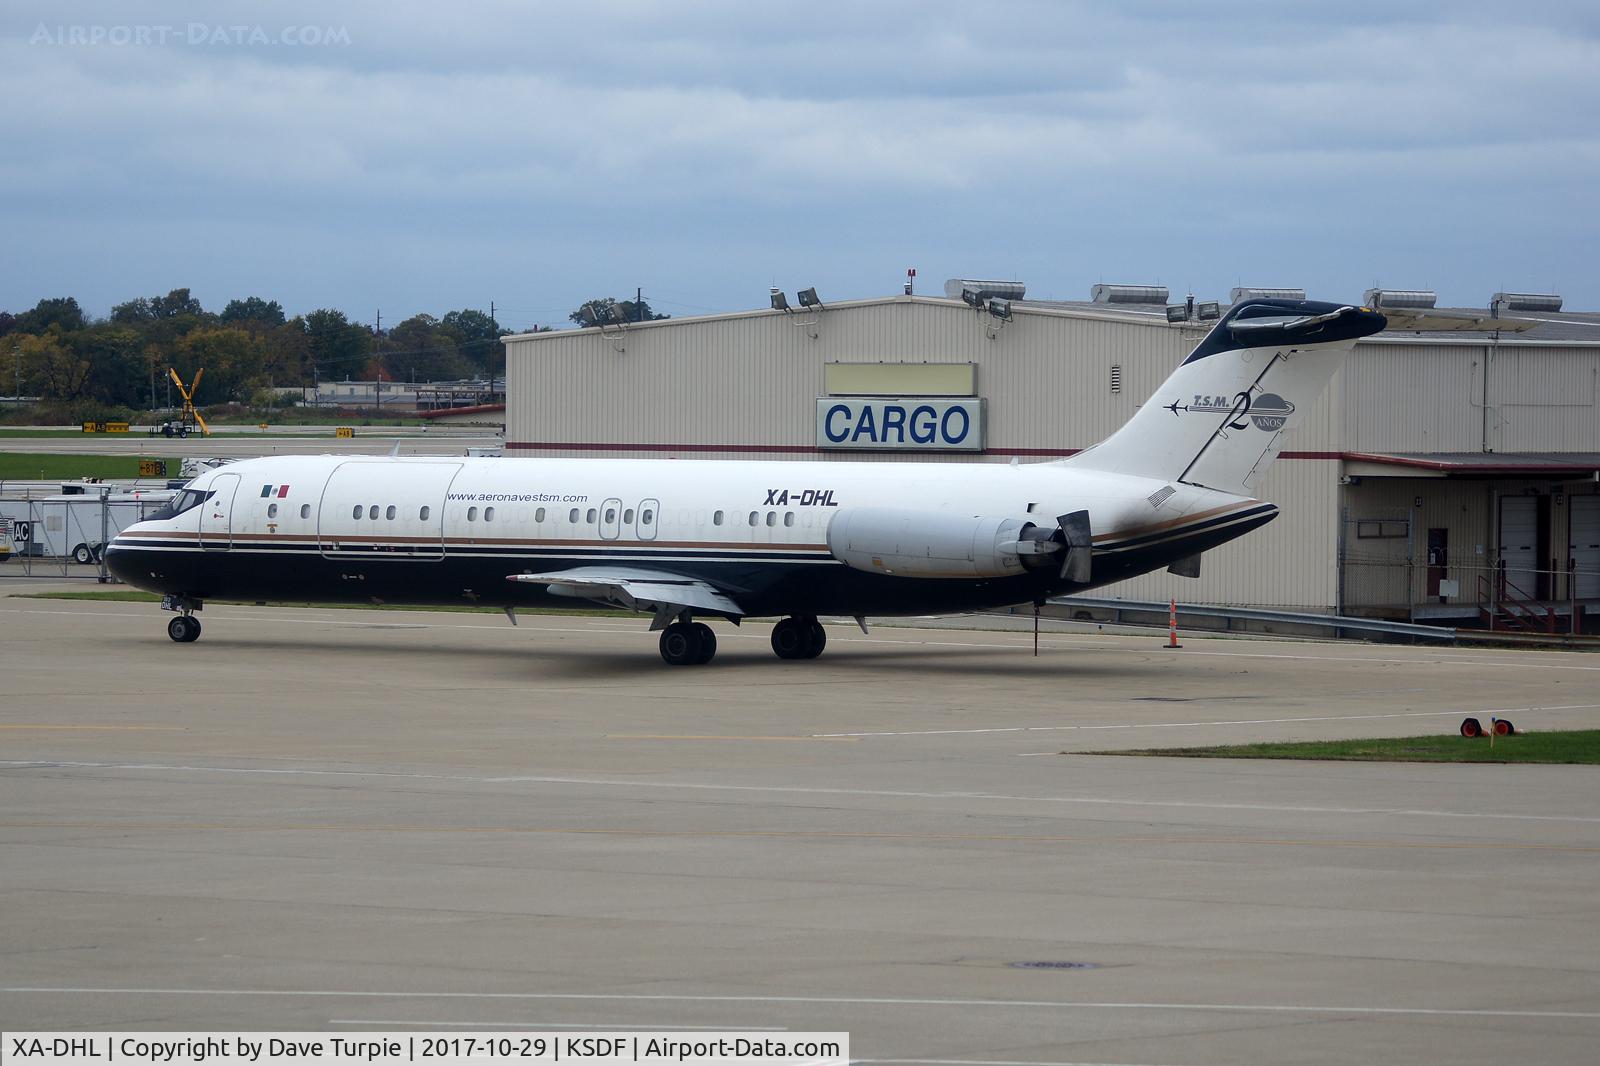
[[108, 298, 1390, 665]]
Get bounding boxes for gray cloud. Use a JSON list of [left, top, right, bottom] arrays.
[[2, 0, 1596, 318]]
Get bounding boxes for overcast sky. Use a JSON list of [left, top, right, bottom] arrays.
[[3, 1, 1597, 329]]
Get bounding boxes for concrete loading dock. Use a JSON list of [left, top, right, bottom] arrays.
[[2, 594, 1596, 1063]]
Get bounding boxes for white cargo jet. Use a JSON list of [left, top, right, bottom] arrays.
[[107, 298, 1426, 664]]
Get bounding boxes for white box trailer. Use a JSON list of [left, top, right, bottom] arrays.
[[0, 490, 175, 563]]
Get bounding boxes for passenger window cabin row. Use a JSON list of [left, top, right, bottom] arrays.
[[254, 500, 799, 533]]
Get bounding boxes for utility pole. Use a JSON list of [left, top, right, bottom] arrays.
[[374, 309, 382, 414], [636, 286, 643, 323], [490, 300, 496, 383]]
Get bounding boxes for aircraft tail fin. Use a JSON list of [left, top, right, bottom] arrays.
[[1064, 300, 1386, 495]]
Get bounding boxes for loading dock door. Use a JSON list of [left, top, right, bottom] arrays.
[[1573, 496, 1600, 599], [1498, 496, 1546, 598]]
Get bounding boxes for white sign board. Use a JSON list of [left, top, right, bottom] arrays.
[[816, 398, 984, 452]]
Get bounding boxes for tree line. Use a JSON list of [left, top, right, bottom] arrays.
[[0, 290, 540, 419]]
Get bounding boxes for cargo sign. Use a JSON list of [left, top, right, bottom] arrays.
[[816, 398, 984, 452]]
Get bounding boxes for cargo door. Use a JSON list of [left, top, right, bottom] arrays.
[[1572, 496, 1600, 599], [1498, 495, 1546, 598], [199, 474, 240, 550]]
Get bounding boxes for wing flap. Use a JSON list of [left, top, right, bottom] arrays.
[[508, 566, 745, 619]]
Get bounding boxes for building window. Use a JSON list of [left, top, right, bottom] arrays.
[[301, 504, 311, 519], [420, 506, 430, 521], [468, 506, 478, 521], [386, 505, 396, 520], [267, 503, 278, 518], [352, 505, 362, 519], [368, 505, 379, 520], [485, 506, 495, 521], [1356, 520, 1409, 539], [535, 507, 546, 522]]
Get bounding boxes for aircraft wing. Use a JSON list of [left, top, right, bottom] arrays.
[[508, 566, 745, 625], [1378, 310, 1538, 333]]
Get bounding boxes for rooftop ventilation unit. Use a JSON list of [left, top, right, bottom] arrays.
[[1491, 292, 1562, 313], [1230, 287, 1306, 303], [1090, 283, 1168, 305], [944, 279, 1026, 304], [1363, 289, 1436, 309]]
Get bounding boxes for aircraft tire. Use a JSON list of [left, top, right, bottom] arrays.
[[805, 619, 826, 659], [692, 623, 717, 664], [771, 617, 809, 659], [659, 621, 703, 666], [168, 615, 201, 643]]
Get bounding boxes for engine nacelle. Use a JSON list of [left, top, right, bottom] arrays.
[[826, 507, 1058, 579]]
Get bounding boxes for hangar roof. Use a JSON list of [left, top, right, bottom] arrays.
[[504, 294, 1600, 346]]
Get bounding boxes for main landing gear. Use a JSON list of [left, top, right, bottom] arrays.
[[162, 595, 203, 643], [656, 616, 828, 665], [771, 616, 825, 660], [659, 620, 718, 666]]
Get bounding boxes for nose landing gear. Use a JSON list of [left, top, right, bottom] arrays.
[[167, 614, 202, 643], [771, 616, 826, 660], [161, 595, 204, 643]]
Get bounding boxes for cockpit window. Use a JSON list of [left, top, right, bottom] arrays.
[[147, 488, 212, 522]]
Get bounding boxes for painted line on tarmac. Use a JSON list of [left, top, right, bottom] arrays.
[[815, 703, 1600, 738], [0, 724, 181, 732], [328, 1020, 787, 1031], [6, 987, 1600, 1020], [606, 734, 859, 742], [6, 759, 1600, 824], [6, 820, 1594, 852]]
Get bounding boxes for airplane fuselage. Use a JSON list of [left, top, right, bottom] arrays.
[[107, 453, 1275, 618]]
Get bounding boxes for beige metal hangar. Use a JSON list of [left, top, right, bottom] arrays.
[[502, 285, 1600, 631]]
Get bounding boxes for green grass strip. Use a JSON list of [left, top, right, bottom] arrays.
[[1104, 730, 1600, 765], [0, 453, 180, 480]]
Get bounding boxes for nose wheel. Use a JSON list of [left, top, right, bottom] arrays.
[[659, 620, 717, 666], [167, 615, 202, 643], [771, 616, 825, 660]]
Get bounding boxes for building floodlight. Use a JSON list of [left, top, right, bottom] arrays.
[[770, 288, 790, 312], [1165, 304, 1188, 323], [797, 287, 822, 309], [988, 298, 1012, 321], [1197, 301, 1220, 320], [580, 305, 600, 327], [961, 285, 984, 309]]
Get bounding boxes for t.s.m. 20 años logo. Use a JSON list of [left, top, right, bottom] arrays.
[[1163, 391, 1295, 431]]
